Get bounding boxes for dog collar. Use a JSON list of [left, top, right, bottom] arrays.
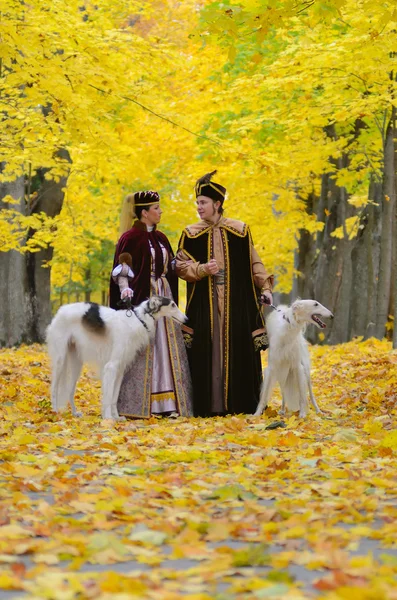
[[133, 308, 150, 331]]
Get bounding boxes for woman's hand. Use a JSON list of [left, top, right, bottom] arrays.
[[121, 288, 134, 299]]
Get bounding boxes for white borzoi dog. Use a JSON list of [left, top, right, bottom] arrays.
[[47, 296, 186, 420], [254, 300, 333, 418]]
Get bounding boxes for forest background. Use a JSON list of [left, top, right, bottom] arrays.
[[1, 0, 397, 348]]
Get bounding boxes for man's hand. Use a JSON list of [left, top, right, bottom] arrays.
[[121, 288, 134, 299], [204, 259, 219, 275], [261, 290, 273, 306]]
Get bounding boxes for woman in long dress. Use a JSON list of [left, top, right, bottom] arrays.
[[109, 190, 193, 418]]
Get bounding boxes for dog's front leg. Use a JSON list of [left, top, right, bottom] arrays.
[[297, 365, 308, 418], [102, 361, 126, 421], [307, 374, 322, 414], [110, 368, 126, 421], [102, 361, 119, 420], [69, 397, 83, 418], [254, 368, 275, 416]]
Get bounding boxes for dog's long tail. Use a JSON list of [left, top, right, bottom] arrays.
[[280, 370, 303, 413], [46, 320, 74, 412]]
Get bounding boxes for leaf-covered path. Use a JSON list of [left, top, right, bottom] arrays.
[[0, 339, 396, 599]]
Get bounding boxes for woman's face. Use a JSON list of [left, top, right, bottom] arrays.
[[142, 203, 162, 225], [196, 195, 220, 221]]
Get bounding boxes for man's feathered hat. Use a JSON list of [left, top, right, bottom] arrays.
[[195, 170, 226, 204]]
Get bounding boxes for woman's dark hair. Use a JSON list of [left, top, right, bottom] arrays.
[[135, 204, 152, 220]]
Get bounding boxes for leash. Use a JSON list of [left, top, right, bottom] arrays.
[[256, 294, 277, 328], [117, 297, 133, 317], [260, 296, 292, 324], [118, 297, 155, 331], [260, 295, 277, 311], [132, 308, 150, 331]]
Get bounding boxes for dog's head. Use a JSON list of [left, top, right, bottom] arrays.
[[291, 299, 334, 329], [146, 296, 187, 324]]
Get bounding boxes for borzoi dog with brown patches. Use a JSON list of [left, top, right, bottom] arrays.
[[254, 299, 333, 418], [47, 296, 186, 420]]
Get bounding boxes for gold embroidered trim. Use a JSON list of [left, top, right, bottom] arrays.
[[165, 318, 182, 414], [196, 181, 226, 198], [222, 228, 230, 410], [151, 391, 176, 402], [253, 333, 269, 351], [182, 332, 194, 348], [178, 237, 198, 311], [208, 231, 214, 339], [221, 224, 248, 238], [184, 225, 213, 239], [248, 226, 265, 329], [178, 231, 186, 252], [186, 282, 196, 312], [179, 246, 197, 263]]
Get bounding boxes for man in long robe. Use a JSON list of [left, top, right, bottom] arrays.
[[176, 171, 273, 417]]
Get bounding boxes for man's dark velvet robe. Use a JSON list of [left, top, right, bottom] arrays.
[[109, 220, 178, 310], [178, 225, 265, 417]]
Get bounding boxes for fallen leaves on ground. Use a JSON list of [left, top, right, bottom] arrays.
[[0, 338, 396, 599]]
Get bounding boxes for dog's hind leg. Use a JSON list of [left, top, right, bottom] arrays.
[[50, 356, 63, 412], [254, 368, 276, 416], [67, 346, 83, 417], [280, 393, 286, 415], [50, 346, 69, 413]]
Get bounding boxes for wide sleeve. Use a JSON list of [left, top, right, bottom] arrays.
[[109, 233, 139, 309], [175, 247, 208, 283], [248, 228, 274, 292]]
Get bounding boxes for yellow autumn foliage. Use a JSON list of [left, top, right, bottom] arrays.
[[0, 337, 396, 598], [1, 0, 396, 295]]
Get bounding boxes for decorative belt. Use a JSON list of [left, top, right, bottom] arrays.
[[214, 269, 225, 285]]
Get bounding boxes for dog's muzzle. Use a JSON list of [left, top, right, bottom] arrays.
[[312, 314, 327, 328]]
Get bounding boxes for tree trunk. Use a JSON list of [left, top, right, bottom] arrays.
[[84, 268, 91, 302], [393, 115, 397, 348], [292, 192, 317, 300], [0, 174, 30, 346], [0, 153, 70, 346], [311, 168, 354, 344], [375, 114, 396, 339], [350, 180, 382, 339]]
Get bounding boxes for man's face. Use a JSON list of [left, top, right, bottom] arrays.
[[196, 195, 221, 221]]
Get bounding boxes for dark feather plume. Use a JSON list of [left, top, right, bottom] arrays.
[[195, 170, 217, 187]]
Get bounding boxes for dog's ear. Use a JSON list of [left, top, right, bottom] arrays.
[[148, 296, 163, 313], [292, 300, 305, 315], [148, 296, 171, 313]]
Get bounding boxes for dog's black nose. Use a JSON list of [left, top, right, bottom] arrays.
[[330, 313, 334, 319]]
